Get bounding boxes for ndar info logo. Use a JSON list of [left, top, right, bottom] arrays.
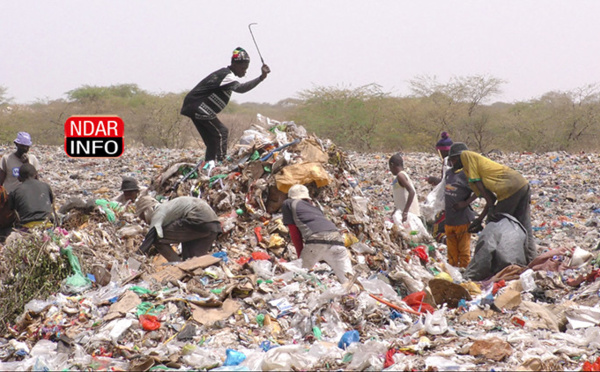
[[64, 116, 124, 158]]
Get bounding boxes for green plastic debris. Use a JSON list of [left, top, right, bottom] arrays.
[[313, 326, 322, 340], [256, 313, 265, 327], [130, 286, 155, 295], [249, 151, 260, 161], [208, 174, 228, 188], [136, 302, 165, 316], [257, 279, 273, 285], [210, 288, 223, 294], [60, 246, 92, 294]]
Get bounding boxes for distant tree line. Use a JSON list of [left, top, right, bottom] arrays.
[[1, 77, 599, 153]]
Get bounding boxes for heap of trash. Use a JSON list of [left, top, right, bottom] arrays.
[[1, 114, 600, 371]]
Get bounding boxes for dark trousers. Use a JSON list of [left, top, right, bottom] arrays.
[[492, 184, 536, 263], [192, 116, 229, 162], [154, 219, 219, 262]]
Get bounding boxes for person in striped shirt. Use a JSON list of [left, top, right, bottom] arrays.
[[180, 47, 270, 162]]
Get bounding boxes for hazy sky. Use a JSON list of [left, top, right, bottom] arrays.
[[2, 1, 600, 105]]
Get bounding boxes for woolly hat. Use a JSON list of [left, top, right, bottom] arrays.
[[435, 131, 453, 151], [288, 184, 311, 200], [231, 47, 250, 62], [14, 132, 32, 146]]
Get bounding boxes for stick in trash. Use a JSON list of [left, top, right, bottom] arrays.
[[170, 158, 204, 193], [369, 293, 424, 315]]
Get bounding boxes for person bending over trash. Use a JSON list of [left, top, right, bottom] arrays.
[[464, 213, 528, 281], [0, 132, 40, 194], [138, 196, 222, 262], [448, 143, 537, 263], [180, 47, 271, 162], [281, 184, 353, 284], [8, 164, 54, 228]]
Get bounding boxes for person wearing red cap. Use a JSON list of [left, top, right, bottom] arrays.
[[0, 132, 40, 194], [181, 47, 271, 162]]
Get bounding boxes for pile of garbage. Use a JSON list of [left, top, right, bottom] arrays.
[[1, 115, 600, 371]]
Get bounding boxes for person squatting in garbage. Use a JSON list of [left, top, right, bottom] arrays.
[[138, 196, 223, 262], [281, 184, 354, 284], [448, 142, 537, 263], [113, 176, 146, 206], [0, 132, 41, 194], [180, 47, 271, 162], [8, 163, 55, 229], [444, 164, 477, 268], [388, 153, 421, 223]]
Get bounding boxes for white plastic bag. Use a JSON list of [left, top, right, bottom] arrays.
[[421, 178, 446, 224], [424, 307, 448, 335], [393, 210, 432, 242]]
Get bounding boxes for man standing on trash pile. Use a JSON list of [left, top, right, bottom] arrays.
[[180, 47, 271, 162], [448, 142, 537, 263], [8, 164, 54, 228], [0, 132, 40, 194], [281, 184, 354, 284], [138, 196, 222, 262]]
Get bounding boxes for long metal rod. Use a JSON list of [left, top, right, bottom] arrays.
[[248, 23, 265, 64]]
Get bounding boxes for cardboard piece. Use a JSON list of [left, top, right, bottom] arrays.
[[191, 298, 240, 325], [104, 290, 141, 321], [177, 255, 221, 272], [149, 265, 186, 283]]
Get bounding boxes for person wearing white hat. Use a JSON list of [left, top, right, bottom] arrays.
[[281, 184, 353, 283], [0, 132, 40, 193]]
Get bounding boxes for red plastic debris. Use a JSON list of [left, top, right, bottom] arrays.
[[139, 314, 161, 331]]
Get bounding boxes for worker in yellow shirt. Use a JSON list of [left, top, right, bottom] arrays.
[[448, 143, 536, 263]]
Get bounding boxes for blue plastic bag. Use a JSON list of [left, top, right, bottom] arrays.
[[223, 349, 246, 366], [338, 330, 360, 350]]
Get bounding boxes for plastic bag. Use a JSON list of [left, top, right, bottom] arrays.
[[520, 269, 537, 292], [424, 307, 448, 335], [250, 260, 274, 279], [223, 349, 247, 366], [139, 314, 161, 331], [393, 211, 431, 242], [338, 330, 360, 350], [421, 177, 446, 223], [60, 246, 92, 294]]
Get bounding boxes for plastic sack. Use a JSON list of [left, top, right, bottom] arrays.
[[338, 330, 360, 350], [139, 314, 161, 331], [424, 308, 448, 335], [421, 177, 446, 223], [223, 349, 247, 366], [393, 210, 431, 242]]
